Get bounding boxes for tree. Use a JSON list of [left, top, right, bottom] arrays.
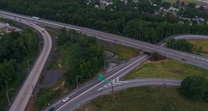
[[180, 76, 208, 101], [166, 39, 194, 53]]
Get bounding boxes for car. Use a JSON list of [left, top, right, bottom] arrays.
[[42, 30, 45, 33], [181, 59, 186, 61], [62, 97, 69, 102], [47, 107, 55, 111]]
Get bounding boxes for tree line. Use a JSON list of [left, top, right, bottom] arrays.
[[57, 28, 104, 89], [1, 0, 208, 44], [0, 29, 39, 110], [166, 39, 202, 54]]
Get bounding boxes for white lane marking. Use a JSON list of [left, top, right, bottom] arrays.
[[97, 77, 128, 91], [112, 79, 115, 84], [116, 77, 119, 82], [56, 55, 148, 111], [98, 88, 102, 91]]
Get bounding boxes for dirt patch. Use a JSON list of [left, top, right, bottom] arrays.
[[39, 69, 65, 88]]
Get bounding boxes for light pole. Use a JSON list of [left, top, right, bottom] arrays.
[[6, 88, 14, 106], [104, 60, 108, 69], [111, 82, 114, 94], [76, 75, 81, 90], [27, 58, 32, 72], [39, 41, 43, 52]]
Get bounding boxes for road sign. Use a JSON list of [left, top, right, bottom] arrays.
[[104, 79, 110, 84], [97, 74, 103, 81]]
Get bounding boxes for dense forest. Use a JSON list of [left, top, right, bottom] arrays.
[[0, 29, 39, 110], [57, 29, 104, 88], [1, 0, 208, 43]]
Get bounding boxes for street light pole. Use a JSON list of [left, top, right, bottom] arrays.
[[39, 41, 43, 52], [27, 58, 32, 72], [111, 82, 114, 94], [6, 88, 14, 106], [76, 75, 81, 90], [104, 60, 108, 69]]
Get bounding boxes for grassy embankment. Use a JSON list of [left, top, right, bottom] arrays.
[[188, 39, 208, 57], [78, 86, 208, 111], [124, 59, 208, 80], [124, 39, 208, 80], [34, 27, 63, 110], [103, 44, 138, 61]]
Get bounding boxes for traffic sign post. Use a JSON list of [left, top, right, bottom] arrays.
[[104, 79, 110, 84], [97, 73, 113, 93], [97, 73, 103, 81]]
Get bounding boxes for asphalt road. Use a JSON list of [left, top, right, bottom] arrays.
[[7, 22, 52, 111], [59, 78, 181, 111], [0, 11, 208, 70], [0, 11, 207, 111]]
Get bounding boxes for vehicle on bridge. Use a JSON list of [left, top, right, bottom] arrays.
[[32, 16, 40, 20]]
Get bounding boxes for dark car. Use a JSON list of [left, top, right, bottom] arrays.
[[48, 107, 55, 111], [181, 59, 186, 61]]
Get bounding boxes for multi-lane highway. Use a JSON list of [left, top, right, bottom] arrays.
[[7, 21, 52, 111], [47, 34, 208, 111], [59, 78, 181, 111], [0, 10, 208, 111], [0, 10, 208, 70]]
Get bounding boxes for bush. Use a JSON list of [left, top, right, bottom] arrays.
[[35, 89, 61, 109], [179, 76, 208, 102]]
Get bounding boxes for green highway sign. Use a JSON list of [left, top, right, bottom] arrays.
[[97, 74, 103, 81], [104, 79, 110, 84]]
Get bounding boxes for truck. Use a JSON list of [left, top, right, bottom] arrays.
[[32, 16, 40, 20]]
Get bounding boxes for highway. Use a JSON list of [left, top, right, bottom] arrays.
[[0, 10, 208, 111], [46, 33, 208, 111], [0, 11, 208, 70], [7, 21, 52, 110], [59, 78, 181, 111]]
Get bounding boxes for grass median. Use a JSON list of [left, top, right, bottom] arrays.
[[124, 59, 208, 80], [188, 39, 208, 57], [78, 86, 208, 111]]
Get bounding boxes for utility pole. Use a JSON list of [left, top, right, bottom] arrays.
[[27, 58, 32, 72], [6, 88, 14, 106], [39, 41, 43, 52], [31, 84, 35, 101], [76, 75, 81, 90], [111, 82, 114, 94]]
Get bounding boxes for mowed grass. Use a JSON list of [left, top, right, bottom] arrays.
[[124, 59, 208, 80], [104, 44, 138, 60], [78, 87, 208, 111], [188, 39, 208, 57]]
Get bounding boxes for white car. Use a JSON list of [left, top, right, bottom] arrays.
[[62, 97, 69, 102]]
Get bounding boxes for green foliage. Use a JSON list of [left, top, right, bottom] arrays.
[[35, 89, 61, 109], [79, 87, 208, 111], [150, 52, 166, 61], [166, 39, 194, 53], [180, 76, 208, 102], [1, 0, 208, 44], [56, 29, 104, 89], [0, 29, 39, 110]]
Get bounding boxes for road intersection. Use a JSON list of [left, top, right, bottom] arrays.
[[0, 10, 208, 111]]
